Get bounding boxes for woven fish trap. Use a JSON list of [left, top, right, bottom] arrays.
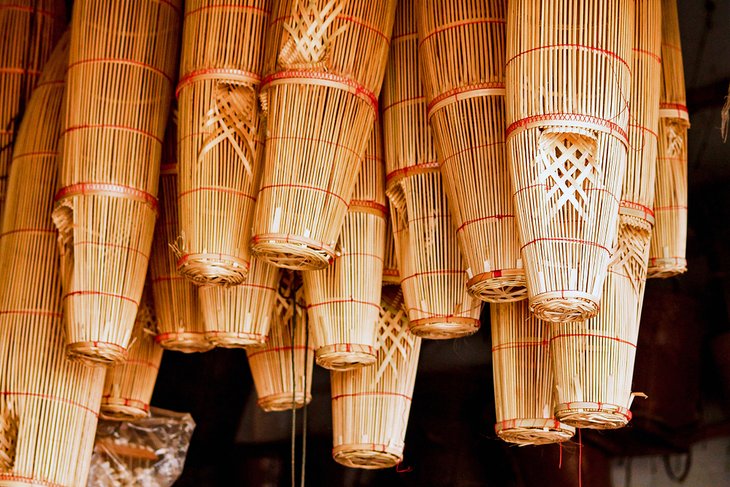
[[331, 287, 421, 469], [0, 0, 66, 216], [620, 0, 662, 232], [199, 257, 280, 348], [251, 0, 396, 270], [382, 212, 400, 286], [247, 271, 315, 412], [52, 0, 180, 366], [0, 34, 105, 487], [490, 301, 574, 446], [174, 0, 270, 285], [303, 121, 386, 370], [151, 120, 212, 353], [416, 0, 525, 304], [550, 222, 650, 429], [101, 290, 164, 421], [505, 0, 634, 322], [648, 0, 689, 279]]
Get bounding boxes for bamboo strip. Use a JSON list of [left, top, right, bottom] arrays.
[[251, 0, 396, 270], [505, 0, 634, 322], [382, 210, 399, 286], [0, 34, 105, 487], [199, 257, 280, 348], [246, 271, 314, 412], [490, 300, 574, 446], [417, 0, 526, 303], [101, 288, 164, 421], [648, 0, 688, 278], [331, 287, 421, 469], [175, 0, 270, 285], [52, 0, 180, 365]]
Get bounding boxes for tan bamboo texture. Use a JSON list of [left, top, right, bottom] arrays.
[[101, 289, 164, 421], [251, 0, 396, 270], [247, 271, 315, 411], [505, 0, 634, 322], [383, 211, 400, 286], [490, 301, 574, 446], [175, 0, 270, 285], [0, 34, 105, 487], [649, 0, 689, 278], [199, 257, 280, 348], [0, 0, 66, 216], [303, 121, 386, 370], [550, 223, 650, 429], [417, 0, 526, 303], [151, 117, 213, 353], [331, 287, 421, 469], [52, 0, 180, 365], [383, 0, 481, 340]]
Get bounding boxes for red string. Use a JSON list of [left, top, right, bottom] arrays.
[[558, 442, 563, 469], [63, 290, 138, 306], [507, 43, 630, 71], [307, 298, 380, 311], [246, 345, 314, 359], [400, 269, 465, 284], [177, 185, 257, 202], [381, 95, 426, 113], [61, 123, 164, 144], [258, 182, 348, 207], [440, 140, 505, 168], [331, 391, 412, 402], [175, 67, 262, 97], [337, 14, 390, 43], [66, 58, 173, 84], [0, 473, 63, 487], [0, 67, 41, 76], [491, 339, 549, 352], [419, 18, 506, 49], [505, 113, 629, 144], [550, 333, 636, 349], [0, 391, 98, 417], [521, 236, 610, 254], [0, 228, 55, 238], [0, 4, 58, 17], [74, 240, 150, 260], [427, 82, 506, 116], [632, 47, 662, 64], [456, 213, 514, 233], [184, 3, 270, 19], [578, 429, 583, 487]]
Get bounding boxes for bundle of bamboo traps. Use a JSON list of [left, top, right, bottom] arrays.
[[303, 121, 386, 370], [417, 0, 525, 304], [383, 0, 481, 340], [383, 214, 400, 286], [649, 0, 689, 278], [52, 0, 180, 365], [0, 0, 66, 216], [199, 257, 280, 348], [0, 34, 105, 487], [490, 301, 574, 446], [505, 0, 634, 322], [175, 0, 270, 285], [101, 288, 164, 421], [331, 287, 421, 469], [550, 223, 650, 429], [151, 115, 213, 353], [251, 0, 396, 270], [247, 271, 314, 412]]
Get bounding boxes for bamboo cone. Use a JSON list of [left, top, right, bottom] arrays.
[[251, 0, 396, 270], [417, 0, 526, 303], [648, 0, 689, 278], [199, 257, 280, 348], [382, 211, 399, 286], [505, 0, 634, 322], [101, 288, 164, 421], [246, 271, 314, 411], [151, 115, 213, 353], [550, 223, 650, 429], [52, 0, 180, 365], [303, 120, 386, 370], [331, 287, 421, 469], [0, 0, 66, 216], [175, 0, 270, 285], [0, 34, 105, 487], [490, 301, 574, 446]]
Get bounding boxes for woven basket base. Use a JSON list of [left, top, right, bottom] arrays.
[[177, 253, 248, 286], [647, 258, 687, 279], [258, 392, 312, 412], [206, 331, 267, 349], [66, 341, 127, 367], [251, 238, 333, 271], [333, 447, 402, 470], [530, 293, 599, 322], [157, 333, 214, 353], [555, 404, 630, 430], [409, 317, 480, 340], [467, 273, 528, 303], [315, 345, 377, 371], [497, 426, 575, 446], [99, 403, 148, 422]]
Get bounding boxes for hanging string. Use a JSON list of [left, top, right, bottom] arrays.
[[558, 442, 563, 469], [300, 294, 309, 487], [578, 429, 583, 487], [285, 274, 297, 487]]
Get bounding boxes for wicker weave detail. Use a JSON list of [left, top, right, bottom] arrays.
[[279, 0, 348, 69], [0, 406, 17, 471]]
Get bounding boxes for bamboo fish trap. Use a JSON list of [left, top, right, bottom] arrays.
[[199, 257, 280, 348], [151, 117, 213, 353], [550, 223, 650, 429], [490, 301, 574, 446], [649, 0, 689, 278], [0, 0, 66, 216], [382, 212, 400, 286], [175, 0, 270, 285], [251, 0, 396, 270], [247, 271, 314, 411], [101, 290, 164, 421], [505, 0, 634, 322], [417, 0, 526, 303], [52, 0, 180, 365], [383, 0, 481, 340], [331, 287, 421, 469], [0, 34, 105, 487], [303, 121, 386, 370]]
